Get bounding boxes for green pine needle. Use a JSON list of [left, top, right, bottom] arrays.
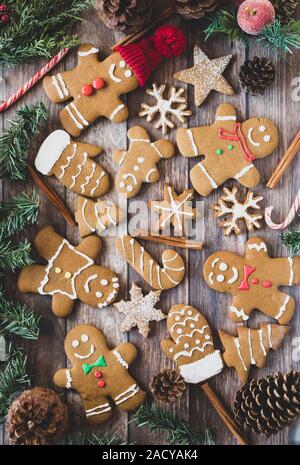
[[0, 102, 49, 181], [69, 431, 132, 446], [259, 19, 300, 53], [0, 0, 94, 68], [0, 287, 40, 340], [131, 403, 214, 445], [204, 7, 249, 43], [0, 240, 33, 272], [281, 229, 300, 255], [0, 345, 30, 423], [0, 191, 40, 241]]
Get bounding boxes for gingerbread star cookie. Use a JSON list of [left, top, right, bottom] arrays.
[[114, 283, 165, 338], [149, 184, 197, 235], [174, 46, 234, 107]]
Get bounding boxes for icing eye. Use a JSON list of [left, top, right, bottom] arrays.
[[124, 69, 132, 78], [127, 185, 133, 192], [263, 134, 271, 142], [137, 157, 144, 163], [259, 125, 266, 132], [101, 279, 108, 286], [187, 310, 193, 315], [96, 291, 103, 298], [133, 165, 140, 171], [216, 274, 225, 283], [119, 181, 125, 188], [219, 262, 228, 271], [119, 60, 126, 68], [72, 339, 79, 348], [175, 316, 180, 321], [81, 334, 89, 342]]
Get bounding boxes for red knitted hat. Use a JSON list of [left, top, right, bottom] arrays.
[[115, 25, 187, 86]]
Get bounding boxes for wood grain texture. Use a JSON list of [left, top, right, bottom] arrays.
[[0, 1, 299, 445]]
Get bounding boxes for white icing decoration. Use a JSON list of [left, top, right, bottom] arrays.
[[140, 247, 145, 273], [96, 292, 103, 298], [110, 104, 125, 120], [84, 274, 98, 293], [71, 102, 89, 125], [130, 238, 135, 266], [81, 198, 96, 233], [197, 162, 218, 189], [248, 328, 256, 365], [70, 152, 88, 189], [234, 164, 255, 180], [80, 163, 96, 193], [263, 134, 271, 142], [52, 75, 64, 99], [187, 310, 193, 315], [156, 266, 163, 289], [212, 258, 220, 268], [119, 60, 126, 68], [125, 69, 132, 78], [35, 130, 71, 175], [74, 344, 95, 359], [228, 267, 239, 284], [122, 173, 137, 185], [179, 350, 223, 384], [177, 328, 183, 334], [109, 63, 122, 83], [190, 323, 195, 328], [113, 350, 129, 369], [229, 306, 249, 321], [120, 181, 125, 188], [170, 315, 199, 332], [72, 339, 79, 348], [86, 403, 111, 417], [275, 295, 290, 320], [101, 279, 108, 286], [258, 329, 267, 356], [169, 348, 174, 353], [114, 384, 139, 405], [127, 185, 133, 192], [267, 324, 272, 348], [184, 343, 189, 349], [248, 242, 267, 252], [216, 274, 225, 283], [288, 257, 294, 286], [234, 338, 247, 371], [151, 142, 163, 158], [173, 341, 213, 361], [66, 369, 72, 389], [176, 326, 209, 342], [81, 334, 89, 342], [219, 262, 228, 271], [145, 168, 156, 182], [133, 165, 139, 171], [248, 127, 260, 147], [94, 203, 106, 231], [138, 157, 144, 163], [78, 47, 99, 57], [259, 125, 266, 132], [187, 129, 198, 155], [59, 144, 77, 179], [216, 115, 236, 121], [208, 272, 214, 285]]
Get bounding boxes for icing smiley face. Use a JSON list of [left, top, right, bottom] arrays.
[[77, 266, 120, 309], [72, 334, 96, 360], [205, 254, 242, 290], [65, 325, 107, 365], [242, 117, 279, 158], [106, 54, 136, 89]]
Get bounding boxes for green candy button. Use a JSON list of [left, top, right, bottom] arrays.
[[228, 144, 234, 151], [216, 149, 223, 155]]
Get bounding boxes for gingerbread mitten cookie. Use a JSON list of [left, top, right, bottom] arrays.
[[219, 323, 289, 383], [113, 126, 174, 198], [161, 305, 223, 383], [204, 237, 300, 324], [176, 103, 279, 196], [35, 130, 110, 198], [54, 325, 146, 425], [18, 226, 120, 317], [115, 235, 185, 290], [43, 26, 186, 137], [75, 196, 122, 238]]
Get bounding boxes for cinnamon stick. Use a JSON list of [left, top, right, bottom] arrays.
[[201, 383, 249, 446], [28, 166, 76, 226], [111, 6, 175, 51], [132, 229, 204, 250], [267, 129, 300, 189]]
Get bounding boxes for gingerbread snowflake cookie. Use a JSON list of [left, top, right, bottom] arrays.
[[114, 283, 165, 338], [113, 126, 174, 198], [204, 237, 300, 325], [150, 184, 197, 235], [35, 130, 110, 198], [54, 324, 146, 425], [18, 226, 120, 317], [161, 305, 223, 384], [212, 187, 263, 235], [177, 103, 279, 197], [75, 196, 122, 238], [139, 83, 192, 134]]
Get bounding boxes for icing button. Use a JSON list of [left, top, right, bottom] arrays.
[[65, 272, 72, 279], [98, 380, 106, 388], [81, 84, 93, 96], [94, 371, 102, 379], [263, 280, 272, 288], [93, 77, 105, 90], [252, 278, 259, 285], [216, 149, 223, 155], [55, 267, 62, 274], [228, 144, 234, 151]]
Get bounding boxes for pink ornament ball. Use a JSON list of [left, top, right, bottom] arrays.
[[237, 0, 275, 35]]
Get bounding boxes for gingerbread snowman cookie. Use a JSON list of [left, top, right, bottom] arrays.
[[54, 325, 146, 425], [18, 226, 120, 317], [43, 26, 186, 137], [176, 103, 279, 196], [204, 237, 300, 325]]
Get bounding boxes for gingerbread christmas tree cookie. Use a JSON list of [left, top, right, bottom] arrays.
[[204, 237, 300, 325], [18, 226, 120, 317]]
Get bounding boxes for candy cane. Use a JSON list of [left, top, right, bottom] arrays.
[[0, 48, 70, 113], [265, 188, 300, 230]]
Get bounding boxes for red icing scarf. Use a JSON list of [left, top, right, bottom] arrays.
[[218, 123, 256, 163]]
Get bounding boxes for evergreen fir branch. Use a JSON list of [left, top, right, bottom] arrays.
[[69, 431, 132, 446], [0, 0, 94, 67], [131, 403, 215, 445], [0, 240, 33, 272], [0, 287, 40, 340], [204, 7, 249, 43], [0, 191, 40, 241], [0, 345, 30, 423], [259, 19, 300, 53], [281, 229, 300, 255], [0, 102, 49, 181]]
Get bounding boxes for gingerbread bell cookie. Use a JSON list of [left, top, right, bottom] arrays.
[[177, 103, 279, 196], [35, 130, 110, 198], [161, 305, 223, 384], [18, 226, 120, 317], [116, 235, 185, 290], [203, 237, 300, 325], [54, 324, 146, 425], [43, 26, 186, 137], [75, 196, 122, 238], [113, 126, 175, 198]]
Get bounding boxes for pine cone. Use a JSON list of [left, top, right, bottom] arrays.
[[96, 0, 153, 34], [271, 0, 299, 24], [175, 0, 219, 19], [234, 371, 300, 436], [149, 369, 187, 402], [239, 56, 276, 95], [6, 387, 68, 445]]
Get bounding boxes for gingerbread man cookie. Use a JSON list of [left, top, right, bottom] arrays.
[[35, 130, 110, 198], [176, 103, 279, 196], [161, 305, 223, 384], [54, 325, 146, 425], [204, 237, 300, 325], [43, 26, 186, 137], [18, 226, 120, 317], [113, 126, 174, 198]]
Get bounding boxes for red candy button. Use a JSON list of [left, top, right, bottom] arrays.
[[94, 371, 102, 379], [263, 280, 272, 288], [251, 278, 259, 285], [98, 380, 106, 388], [82, 84, 93, 96], [93, 78, 105, 90]]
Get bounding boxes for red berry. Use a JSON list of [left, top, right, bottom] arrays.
[[0, 5, 8, 11], [97, 380, 106, 388], [81, 84, 93, 96], [94, 370, 102, 378], [1, 14, 9, 23], [93, 78, 105, 90]]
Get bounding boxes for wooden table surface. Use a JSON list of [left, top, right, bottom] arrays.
[[1, 2, 300, 446]]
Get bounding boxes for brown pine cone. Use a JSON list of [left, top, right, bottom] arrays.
[[271, 0, 299, 24], [149, 369, 187, 402], [175, 0, 219, 19], [234, 371, 300, 436], [239, 56, 276, 95], [96, 0, 153, 34], [6, 387, 68, 445]]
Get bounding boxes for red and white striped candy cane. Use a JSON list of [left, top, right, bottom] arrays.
[[0, 48, 70, 113], [265, 188, 300, 230]]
